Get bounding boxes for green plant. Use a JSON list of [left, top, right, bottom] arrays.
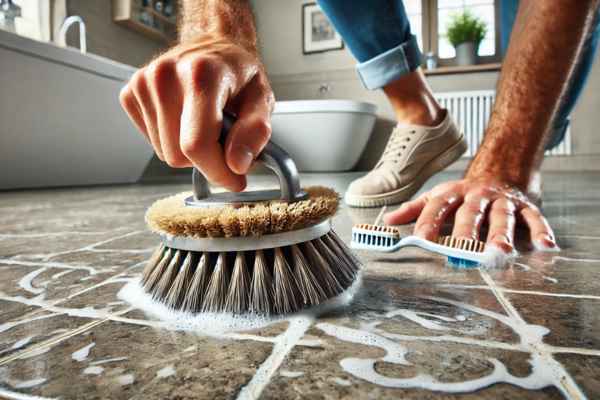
[[445, 10, 487, 48]]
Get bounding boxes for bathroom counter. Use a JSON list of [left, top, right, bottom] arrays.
[[0, 171, 599, 399]]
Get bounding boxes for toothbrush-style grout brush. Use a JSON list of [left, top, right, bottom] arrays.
[[350, 223, 487, 268]]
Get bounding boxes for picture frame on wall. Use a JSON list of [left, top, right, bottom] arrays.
[[302, 2, 343, 54]]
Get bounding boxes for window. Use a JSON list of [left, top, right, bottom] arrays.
[[405, 0, 500, 66]]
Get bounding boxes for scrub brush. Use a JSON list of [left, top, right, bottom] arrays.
[[351, 223, 486, 268], [140, 113, 362, 315]]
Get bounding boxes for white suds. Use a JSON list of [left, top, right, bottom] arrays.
[[156, 365, 176, 378], [118, 280, 280, 336], [118, 275, 361, 337], [71, 343, 95, 362], [279, 370, 304, 378], [11, 336, 33, 350], [115, 374, 135, 386], [12, 378, 47, 389], [331, 377, 352, 386], [480, 245, 516, 269], [90, 357, 128, 366], [0, 387, 55, 400], [82, 366, 104, 376]]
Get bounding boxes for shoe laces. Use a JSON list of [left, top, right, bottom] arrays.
[[376, 126, 416, 167]]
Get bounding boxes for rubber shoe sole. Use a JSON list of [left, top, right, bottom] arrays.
[[344, 135, 468, 208]]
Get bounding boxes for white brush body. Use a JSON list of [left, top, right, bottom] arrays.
[[351, 234, 487, 264]]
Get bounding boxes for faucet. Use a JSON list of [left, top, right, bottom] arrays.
[[57, 15, 86, 54]]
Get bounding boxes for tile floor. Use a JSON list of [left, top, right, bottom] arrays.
[[0, 171, 599, 399]]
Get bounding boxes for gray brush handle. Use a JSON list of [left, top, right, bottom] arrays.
[[193, 111, 307, 203]]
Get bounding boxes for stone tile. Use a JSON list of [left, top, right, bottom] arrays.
[[265, 329, 563, 399], [1, 172, 599, 398], [0, 314, 92, 360], [554, 353, 600, 399], [486, 251, 600, 296], [2, 318, 273, 400], [505, 293, 600, 350]]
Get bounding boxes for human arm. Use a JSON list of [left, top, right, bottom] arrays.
[[385, 0, 600, 252], [119, 0, 274, 192]]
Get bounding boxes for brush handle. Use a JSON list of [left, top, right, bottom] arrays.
[[192, 111, 308, 203], [398, 236, 486, 264]]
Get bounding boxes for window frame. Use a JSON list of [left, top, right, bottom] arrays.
[[415, 0, 502, 67]]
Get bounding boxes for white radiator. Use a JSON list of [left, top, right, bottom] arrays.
[[435, 90, 572, 157]]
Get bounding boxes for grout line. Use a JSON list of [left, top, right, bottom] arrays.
[[435, 283, 600, 301], [373, 206, 388, 226], [479, 270, 587, 400], [0, 307, 133, 366], [236, 316, 314, 400]]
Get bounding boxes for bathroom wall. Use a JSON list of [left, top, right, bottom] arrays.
[[252, 0, 600, 172], [65, 0, 166, 67]]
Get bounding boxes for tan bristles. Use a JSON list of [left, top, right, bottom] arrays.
[[141, 232, 362, 315], [437, 236, 486, 253], [354, 223, 400, 238], [145, 186, 339, 238]]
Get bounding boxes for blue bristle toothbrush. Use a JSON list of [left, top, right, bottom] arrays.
[[350, 223, 487, 268]]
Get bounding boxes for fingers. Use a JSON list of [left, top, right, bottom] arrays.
[[486, 198, 517, 254], [414, 194, 462, 241], [145, 61, 190, 168], [129, 70, 164, 160], [451, 195, 491, 240], [179, 88, 245, 192], [224, 75, 274, 174], [119, 85, 149, 142], [383, 196, 428, 225], [520, 205, 557, 249]]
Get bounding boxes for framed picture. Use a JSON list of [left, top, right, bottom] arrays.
[[302, 2, 343, 54]]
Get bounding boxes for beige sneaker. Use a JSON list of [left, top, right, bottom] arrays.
[[345, 110, 467, 207]]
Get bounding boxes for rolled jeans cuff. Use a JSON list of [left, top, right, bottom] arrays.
[[355, 35, 422, 90]]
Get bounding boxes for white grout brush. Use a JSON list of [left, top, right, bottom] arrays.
[[351, 223, 488, 268]]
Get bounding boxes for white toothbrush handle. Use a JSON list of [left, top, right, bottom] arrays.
[[398, 236, 486, 263]]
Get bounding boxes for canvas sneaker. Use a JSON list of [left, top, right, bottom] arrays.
[[345, 110, 467, 207]]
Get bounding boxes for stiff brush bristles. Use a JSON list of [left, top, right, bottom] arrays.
[[224, 252, 251, 314], [141, 187, 362, 316], [140, 232, 361, 315], [438, 236, 485, 252], [272, 247, 301, 314], [202, 253, 230, 312], [249, 250, 274, 314]]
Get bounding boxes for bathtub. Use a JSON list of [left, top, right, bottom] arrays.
[[0, 29, 153, 190]]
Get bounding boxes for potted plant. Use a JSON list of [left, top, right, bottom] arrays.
[[446, 11, 487, 66]]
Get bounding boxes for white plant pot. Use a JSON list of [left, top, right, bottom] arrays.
[[455, 42, 478, 66]]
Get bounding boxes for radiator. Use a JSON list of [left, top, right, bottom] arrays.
[[435, 90, 572, 157]]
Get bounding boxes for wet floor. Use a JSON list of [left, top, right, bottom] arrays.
[[0, 171, 599, 399]]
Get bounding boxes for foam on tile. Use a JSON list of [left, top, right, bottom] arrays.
[[118, 274, 362, 337], [82, 366, 104, 376], [156, 365, 176, 379], [71, 342, 95, 362], [479, 245, 516, 269]]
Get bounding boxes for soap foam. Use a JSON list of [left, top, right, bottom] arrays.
[[118, 274, 362, 337], [479, 245, 516, 269]]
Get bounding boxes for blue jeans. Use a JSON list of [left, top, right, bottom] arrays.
[[318, 0, 600, 150]]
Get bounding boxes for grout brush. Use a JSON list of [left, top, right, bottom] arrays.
[[140, 112, 362, 316], [350, 223, 487, 268]]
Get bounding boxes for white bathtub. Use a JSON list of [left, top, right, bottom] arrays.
[[0, 30, 153, 190]]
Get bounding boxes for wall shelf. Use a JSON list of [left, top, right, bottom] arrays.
[[112, 0, 177, 44]]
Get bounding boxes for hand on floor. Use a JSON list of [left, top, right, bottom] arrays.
[[383, 177, 558, 254], [119, 35, 274, 192]]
